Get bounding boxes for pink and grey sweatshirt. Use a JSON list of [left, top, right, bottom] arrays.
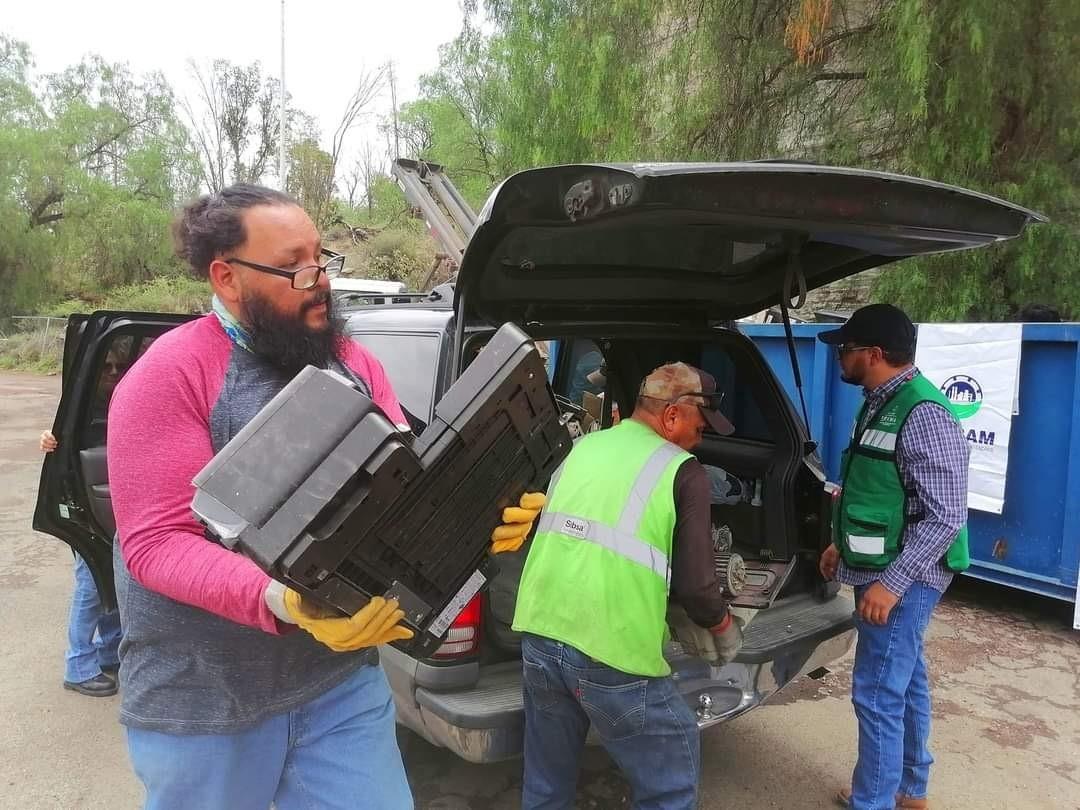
[[107, 313, 407, 733]]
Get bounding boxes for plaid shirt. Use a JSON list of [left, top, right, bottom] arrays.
[[836, 367, 970, 595]]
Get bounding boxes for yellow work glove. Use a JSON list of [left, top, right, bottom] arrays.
[[283, 591, 414, 652], [491, 492, 546, 554]]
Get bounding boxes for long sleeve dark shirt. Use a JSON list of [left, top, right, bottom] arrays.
[[670, 458, 730, 627]]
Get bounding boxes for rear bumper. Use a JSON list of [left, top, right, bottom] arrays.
[[384, 593, 856, 763]]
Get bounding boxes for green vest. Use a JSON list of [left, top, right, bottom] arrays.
[[835, 373, 970, 572], [512, 419, 691, 677]]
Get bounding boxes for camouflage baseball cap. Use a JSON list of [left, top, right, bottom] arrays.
[[639, 362, 735, 435]]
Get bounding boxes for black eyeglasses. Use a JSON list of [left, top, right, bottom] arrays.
[[225, 252, 345, 290], [836, 344, 873, 356]]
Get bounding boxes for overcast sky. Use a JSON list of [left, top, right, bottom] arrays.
[[4, 0, 466, 177]]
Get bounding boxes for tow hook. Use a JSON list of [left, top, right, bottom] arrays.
[[697, 692, 714, 721]]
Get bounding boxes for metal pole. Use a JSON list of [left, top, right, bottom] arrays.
[[40, 318, 51, 357], [389, 61, 400, 159], [279, 0, 287, 190]]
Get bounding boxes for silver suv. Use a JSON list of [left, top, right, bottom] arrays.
[[36, 162, 1042, 763]]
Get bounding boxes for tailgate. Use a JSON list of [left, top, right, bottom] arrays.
[[415, 593, 855, 730], [734, 591, 855, 664]]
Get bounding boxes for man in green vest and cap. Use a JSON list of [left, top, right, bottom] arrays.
[[817, 304, 970, 810], [513, 361, 742, 810]]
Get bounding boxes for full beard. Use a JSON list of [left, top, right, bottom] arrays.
[[839, 359, 866, 387], [243, 288, 344, 376]]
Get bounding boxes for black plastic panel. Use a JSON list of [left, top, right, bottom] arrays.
[[192, 323, 572, 656]]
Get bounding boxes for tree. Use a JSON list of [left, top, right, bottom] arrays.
[[342, 155, 364, 208], [282, 67, 387, 228], [854, 0, 1080, 319], [285, 138, 335, 225], [0, 40, 200, 314], [467, 0, 1079, 319], [181, 60, 282, 191], [357, 140, 386, 217], [394, 26, 509, 208], [320, 65, 389, 224], [339, 140, 387, 219]]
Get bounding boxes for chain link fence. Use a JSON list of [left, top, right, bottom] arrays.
[[0, 315, 68, 372]]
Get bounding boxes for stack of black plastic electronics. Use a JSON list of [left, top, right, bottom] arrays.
[[191, 322, 571, 656]]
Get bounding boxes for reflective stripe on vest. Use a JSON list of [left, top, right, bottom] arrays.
[[860, 428, 897, 451], [534, 442, 684, 583]]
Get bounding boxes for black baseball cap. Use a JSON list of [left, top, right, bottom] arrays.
[[818, 304, 916, 354]]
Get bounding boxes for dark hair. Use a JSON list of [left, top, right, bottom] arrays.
[[882, 348, 915, 366], [172, 184, 297, 278]]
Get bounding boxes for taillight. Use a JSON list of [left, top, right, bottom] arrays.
[[431, 594, 482, 659]]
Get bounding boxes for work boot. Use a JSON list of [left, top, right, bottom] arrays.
[[835, 787, 929, 809], [63, 673, 118, 697]]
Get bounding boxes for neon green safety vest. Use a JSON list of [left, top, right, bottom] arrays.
[[512, 419, 691, 677], [835, 372, 970, 572]]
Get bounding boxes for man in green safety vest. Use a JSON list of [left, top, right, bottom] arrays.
[[817, 304, 970, 810], [513, 362, 743, 810]]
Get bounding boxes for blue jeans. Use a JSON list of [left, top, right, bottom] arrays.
[[125, 664, 412, 810], [850, 582, 942, 810], [65, 553, 121, 683], [521, 633, 699, 810]]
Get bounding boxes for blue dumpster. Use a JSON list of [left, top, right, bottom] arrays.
[[741, 323, 1080, 603]]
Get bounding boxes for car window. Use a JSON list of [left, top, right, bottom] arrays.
[[349, 332, 441, 421], [499, 224, 785, 277], [697, 346, 772, 442], [558, 340, 605, 407], [550, 338, 616, 430], [79, 332, 153, 448]]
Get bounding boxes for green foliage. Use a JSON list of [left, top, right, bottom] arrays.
[[364, 229, 436, 288], [182, 60, 282, 191], [0, 325, 65, 373], [336, 176, 423, 232], [485, 1, 662, 165], [0, 197, 53, 314], [52, 181, 183, 295], [396, 25, 507, 209], [398, 96, 497, 209], [862, 0, 1080, 319], [323, 224, 435, 292], [5, 7, 1078, 325], [0, 37, 200, 317], [462, 0, 1080, 320], [44, 275, 211, 317], [286, 137, 335, 227]]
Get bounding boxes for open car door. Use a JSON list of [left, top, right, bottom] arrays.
[[33, 311, 195, 607]]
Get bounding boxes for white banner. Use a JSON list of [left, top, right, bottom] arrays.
[[914, 323, 1023, 514]]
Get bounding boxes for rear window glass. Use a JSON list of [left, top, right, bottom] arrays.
[[557, 340, 605, 406], [349, 332, 440, 421], [80, 332, 156, 448], [697, 346, 772, 442], [497, 225, 785, 277]]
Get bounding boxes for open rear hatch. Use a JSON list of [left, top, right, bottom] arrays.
[[456, 162, 1044, 654], [455, 161, 1045, 326]]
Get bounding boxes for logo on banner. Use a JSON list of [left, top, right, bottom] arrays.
[[941, 374, 983, 419]]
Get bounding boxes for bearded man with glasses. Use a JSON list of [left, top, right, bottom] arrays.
[[105, 184, 543, 809]]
